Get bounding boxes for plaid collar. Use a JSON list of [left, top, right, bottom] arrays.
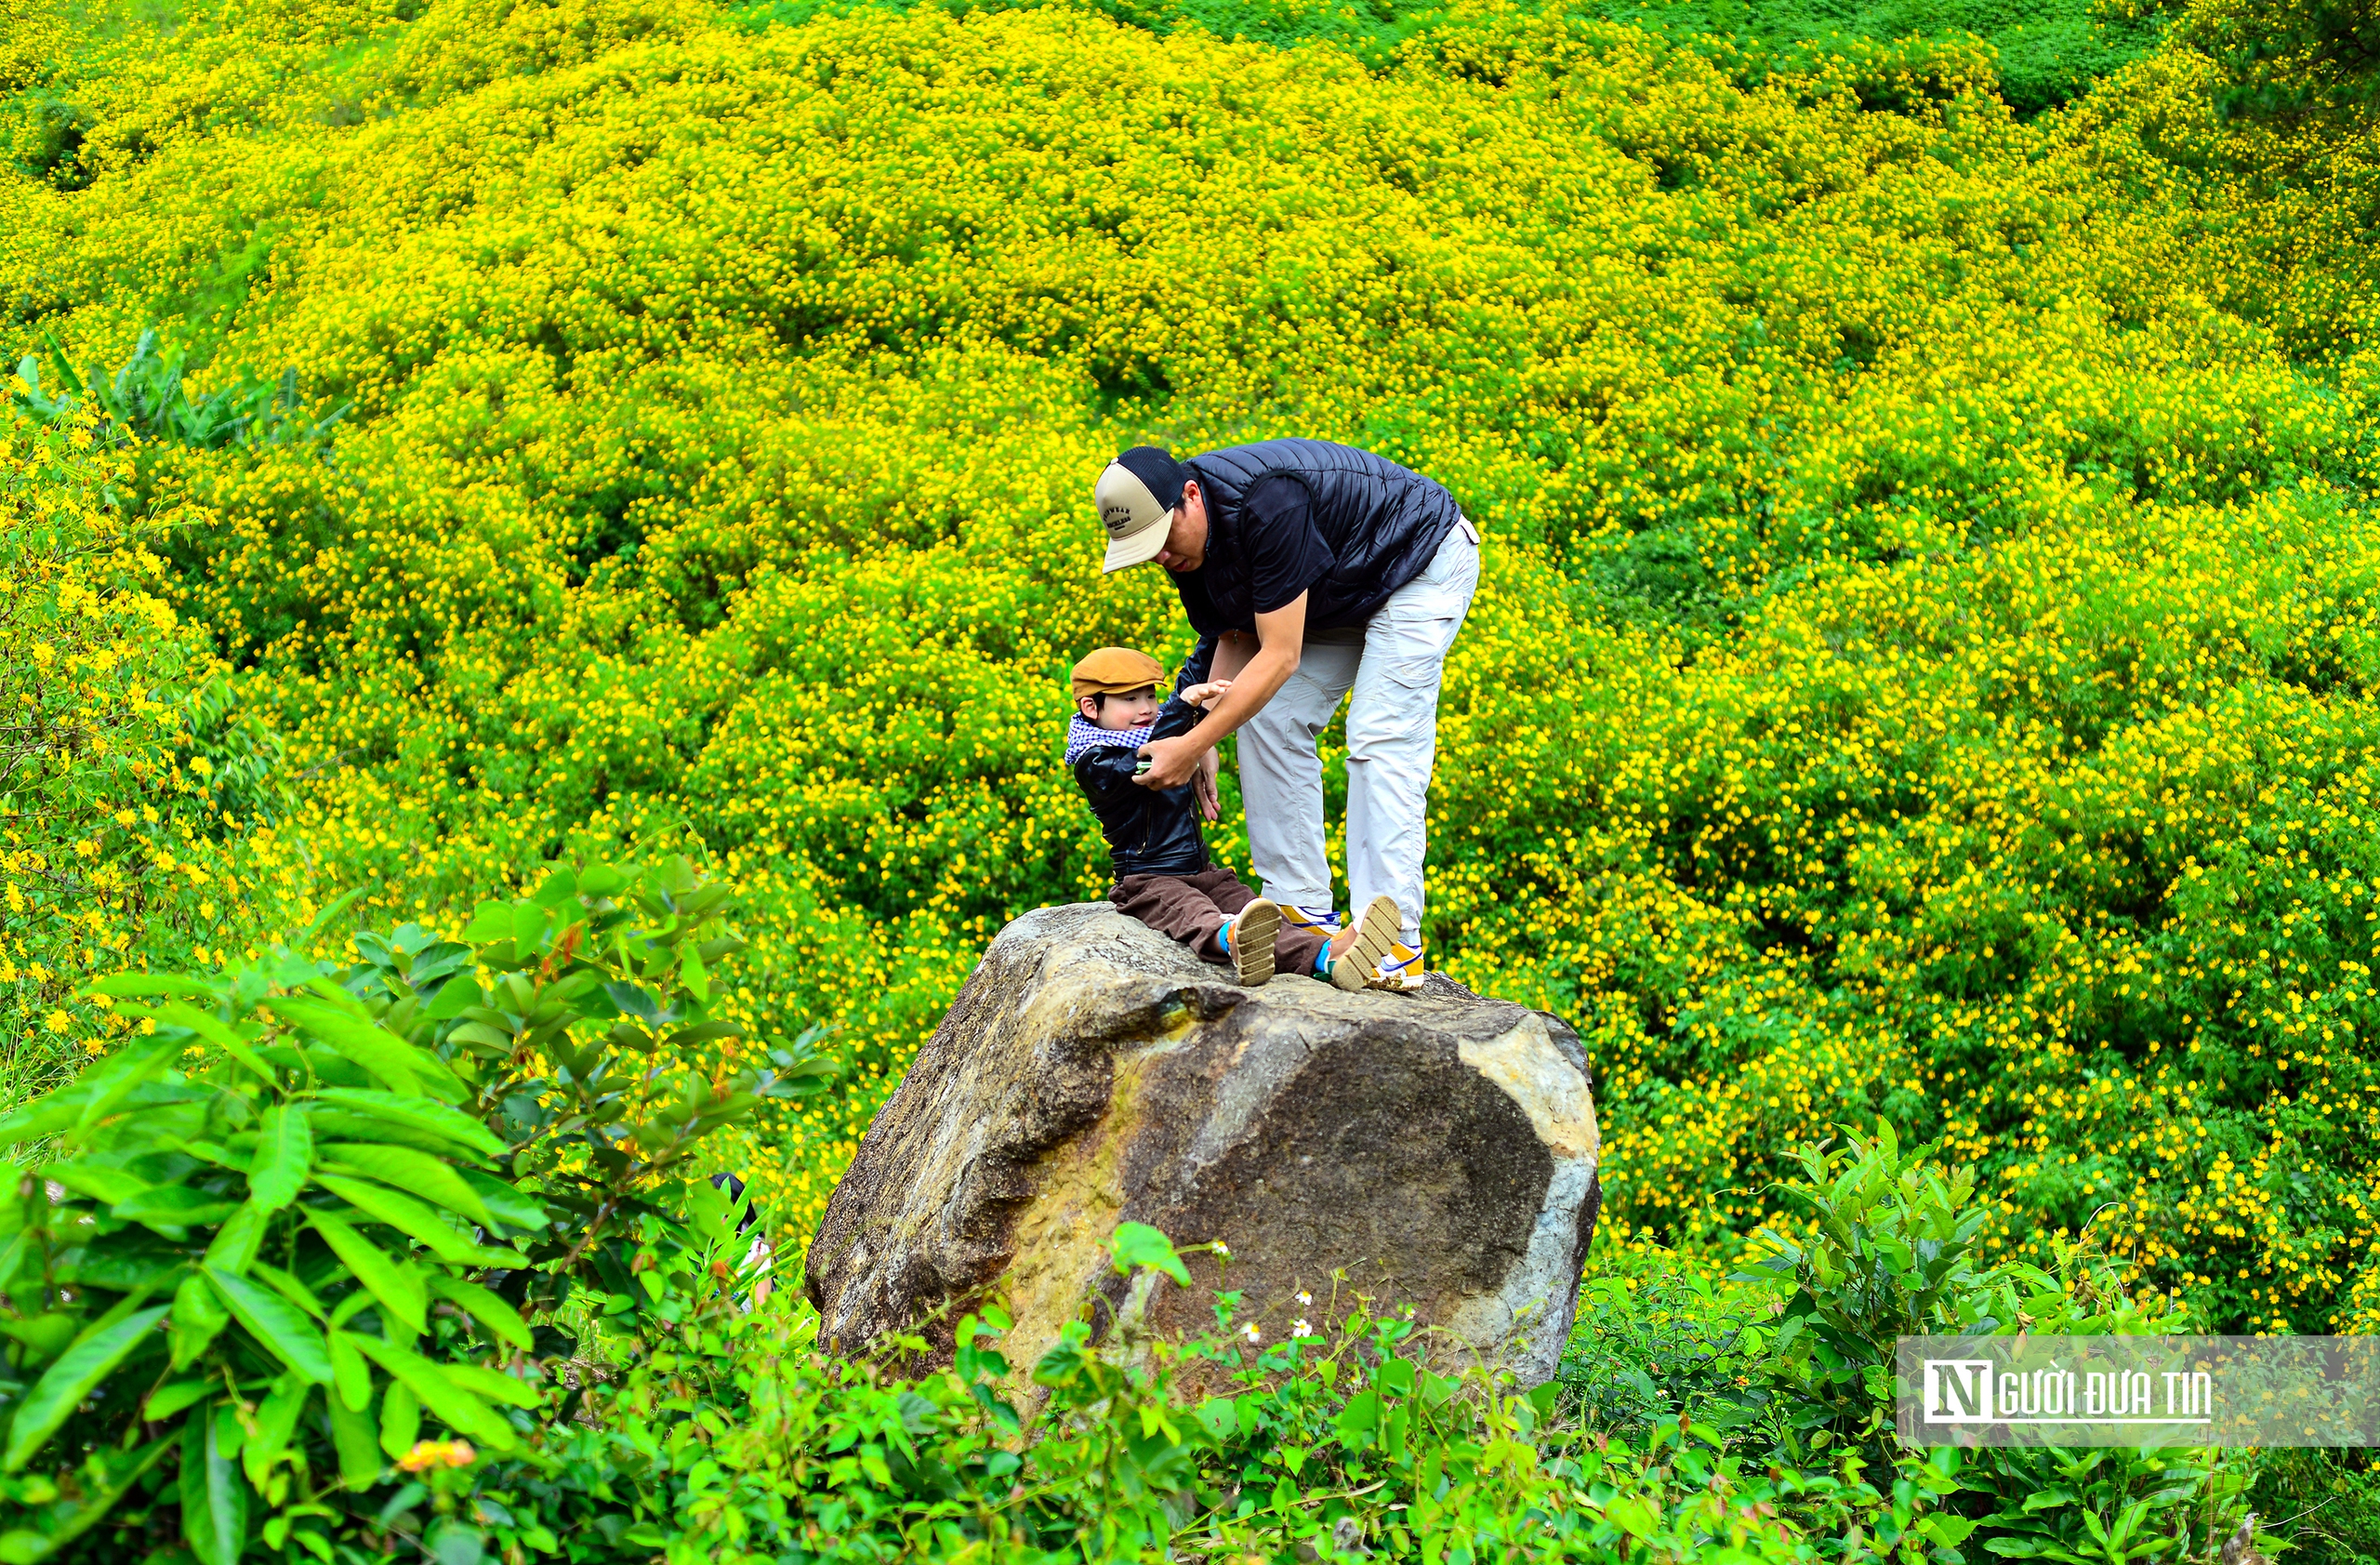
[[1065, 714, 1154, 765]]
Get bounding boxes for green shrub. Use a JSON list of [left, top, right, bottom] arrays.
[[0, 857, 827, 1562]]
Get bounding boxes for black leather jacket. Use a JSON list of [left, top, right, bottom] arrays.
[[1070, 695, 1209, 880]]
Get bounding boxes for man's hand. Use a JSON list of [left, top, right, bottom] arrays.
[[1134, 734, 1205, 790], [1194, 747, 1221, 820]]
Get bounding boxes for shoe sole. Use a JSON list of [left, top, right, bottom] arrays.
[[1234, 899, 1281, 988], [1331, 895, 1401, 992]]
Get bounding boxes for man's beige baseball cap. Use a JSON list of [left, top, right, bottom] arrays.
[[1095, 446, 1187, 573]]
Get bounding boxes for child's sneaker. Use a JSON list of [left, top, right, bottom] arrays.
[[1368, 938, 1426, 992], [1329, 895, 1402, 992], [1228, 899, 1282, 988]]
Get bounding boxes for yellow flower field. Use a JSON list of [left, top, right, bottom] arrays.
[[7, 0, 2380, 1337]]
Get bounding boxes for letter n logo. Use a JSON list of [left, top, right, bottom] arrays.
[[1924, 1359, 1995, 1423]]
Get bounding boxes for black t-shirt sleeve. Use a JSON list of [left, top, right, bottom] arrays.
[[1242, 476, 1331, 615]]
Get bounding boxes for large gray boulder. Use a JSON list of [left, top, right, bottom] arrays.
[[804, 903, 1601, 1387]]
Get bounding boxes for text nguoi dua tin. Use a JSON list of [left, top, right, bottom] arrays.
[[1898, 1336, 2380, 1447]]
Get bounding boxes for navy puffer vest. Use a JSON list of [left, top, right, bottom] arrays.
[[1182, 439, 1463, 633]]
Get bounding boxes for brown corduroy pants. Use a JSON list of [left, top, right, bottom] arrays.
[[1110, 867, 1329, 977]]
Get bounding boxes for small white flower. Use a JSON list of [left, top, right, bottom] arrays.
[[1292, 1318, 1313, 1336], [1296, 1291, 1312, 1307], [1212, 1240, 1231, 1257], [1242, 1322, 1262, 1342]]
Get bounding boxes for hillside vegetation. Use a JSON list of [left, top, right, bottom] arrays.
[[12, 0, 2380, 1551], [8, 0, 2380, 1346]]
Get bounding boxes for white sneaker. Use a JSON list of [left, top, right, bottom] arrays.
[[1329, 895, 1402, 992], [1229, 899, 1281, 988]]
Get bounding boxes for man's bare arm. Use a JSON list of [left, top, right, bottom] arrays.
[[1137, 595, 1307, 789]]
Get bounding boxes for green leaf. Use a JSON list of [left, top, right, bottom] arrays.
[[144, 1001, 275, 1086], [2, 1306, 169, 1471], [250, 1259, 327, 1320], [442, 1360, 540, 1409], [463, 901, 512, 944], [328, 1394, 381, 1488], [145, 1379, 209, 1422], [112, 1186, 240, 1233], [42, 1160, 150, 1205], [85, 973, 218, 999], [309, 1211, 427, 1334], [179, 1406, 246, 1565], [315, 1175, 483, 1266], [201, 1200, 266, 1275], [268, 997, 434, 1099], [244, 1373, 311, 1490], [168, 1273, 229, 1371], [511, 901, 549, 954], [347, 1333, 514, 1449], [205, 1267, 333, 1385], [73, 1033, 184, 1130], [532, 869, 578, 909], [326, 1327, 375, 1413], [1106, 1222, 1191, 1286], [0, 1313, 79, 1367], [307, 1089, 503, 1158], [425, 976, 482, 1022], [425, 1274, 532, 1351], [248, 1105, 311, 1211], [455, 1168, 546, 1232], [1333, 1390, 1381, 1445], [298, 886, 369, 949], [317, 1144, 493, 1227], [379, 1379, 420, 1459]]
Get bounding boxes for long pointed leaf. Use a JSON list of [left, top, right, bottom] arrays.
[[425, 1275, 532, 1351], [266, 998, 430, 1099], [247, 1105, 311, 1212], [305, 1089, 503, 1159], [317, 1144, 491, 1227], [308, 1211, 427, 1334], [345, 1333, 514, 1449], [178, 1407, 246, 1565], [325, 1328, 374, 1414], [204, 1267, 332, 1385], [74, 1033, 184, 1131], [143, 1001, 276, 1086], [316, 1187, 515, 1269], [2, 1306, 169, 1471], [314, 1175, 481, 1266], [169, 1274, 229, 1372], [327, 1394, 380, 1489], [442, 1359, 541, 1410]]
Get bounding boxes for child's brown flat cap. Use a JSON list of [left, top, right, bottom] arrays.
[[1071, 647, 1166, 698]]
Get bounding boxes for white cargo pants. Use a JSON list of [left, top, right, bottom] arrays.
[[1238, 518, 1480, 948]]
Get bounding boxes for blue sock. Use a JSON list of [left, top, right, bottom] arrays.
[[1313, 943, 1331, 978]]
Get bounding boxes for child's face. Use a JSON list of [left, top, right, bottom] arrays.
[[1081, 685, 1159, 730]]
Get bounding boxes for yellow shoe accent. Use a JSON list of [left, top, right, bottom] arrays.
[[1368, 939, 1425, 992]]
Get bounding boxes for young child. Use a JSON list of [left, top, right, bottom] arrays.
[[1068, 646, 1399, 988]]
